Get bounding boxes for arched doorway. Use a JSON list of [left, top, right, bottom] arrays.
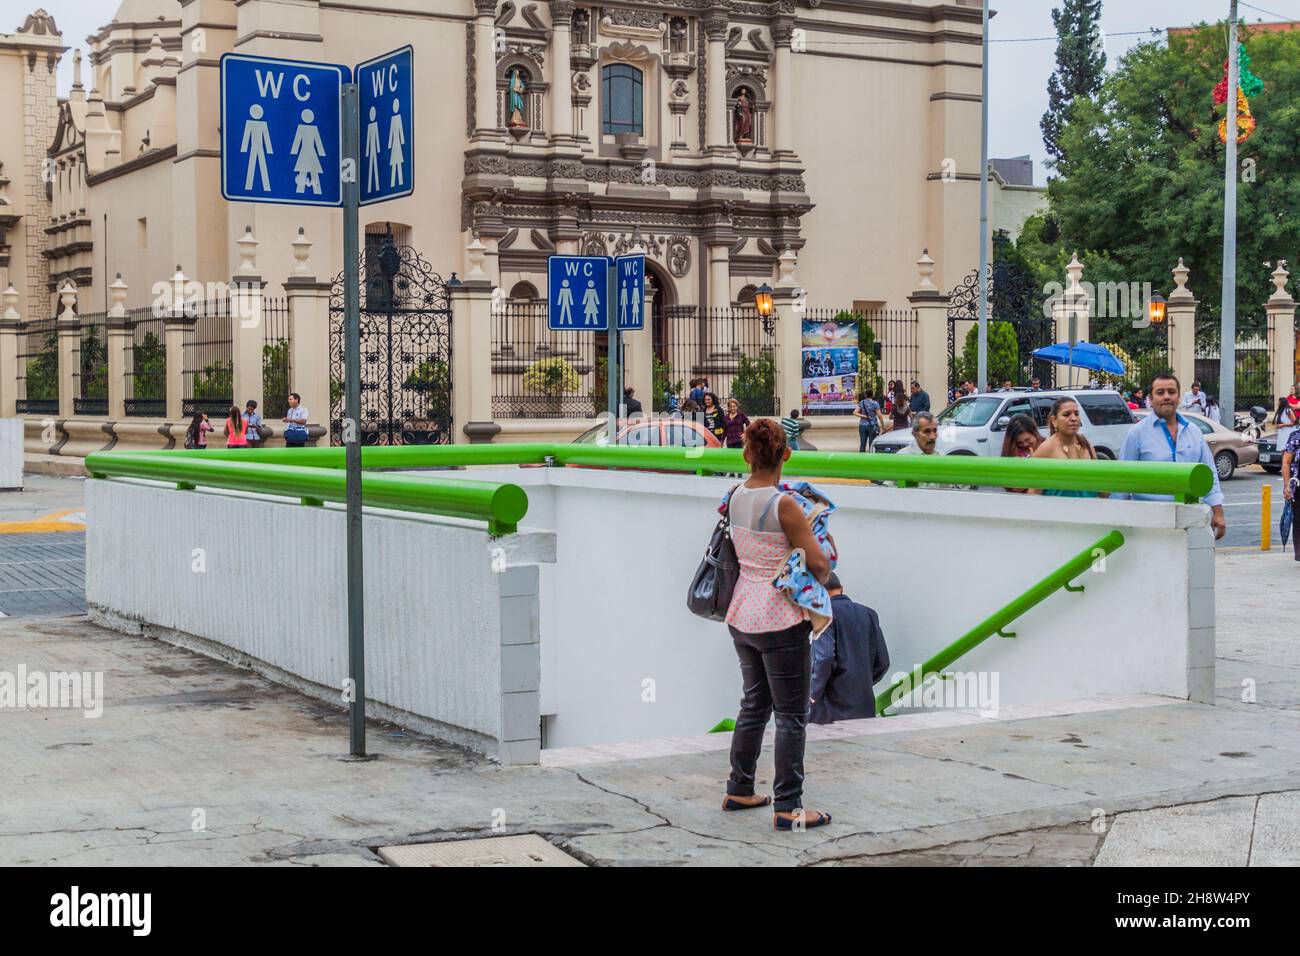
[[648, 259, 675, 371]]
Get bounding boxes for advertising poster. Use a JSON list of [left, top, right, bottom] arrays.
[[802, 319, 859, 413]]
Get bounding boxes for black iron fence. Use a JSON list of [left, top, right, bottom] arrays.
[[262, 297, 290, 418], [654, 306, 779, 415], [800, 307, 917, 410], [1090, 315, 1170, 393], [182, 298, 234, 417], [492, 300, 608, 419], [124, 306, 166, 417], [1195, 314, 1272, 412], [16, 315, 58, 416], [73, 311, 109, 416]]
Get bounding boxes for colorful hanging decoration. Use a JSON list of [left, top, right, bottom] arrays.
[[1218, 87, 1256, 145], [1213, 43, 1264, 145]]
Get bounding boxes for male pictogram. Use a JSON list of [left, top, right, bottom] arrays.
[[241, 104, 273, 191]]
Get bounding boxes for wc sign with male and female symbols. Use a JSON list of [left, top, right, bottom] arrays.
[[220, 47, 413, 207], [547, 254, 645, 331]]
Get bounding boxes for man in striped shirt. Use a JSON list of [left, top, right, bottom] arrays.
[[780, 409, 807, 450]]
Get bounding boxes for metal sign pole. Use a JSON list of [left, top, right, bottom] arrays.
[[976, 0, 990, 393], [1219, 0, 1240, 419], [342, 81, 367, 757], [607, 262, 619, 442]]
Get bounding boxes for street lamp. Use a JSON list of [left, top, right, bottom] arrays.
[[1147, 293, 1167, 325], [754, 282, 775, 334]]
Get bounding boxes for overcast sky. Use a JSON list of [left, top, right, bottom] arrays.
[[7, 0, 1291, 186]]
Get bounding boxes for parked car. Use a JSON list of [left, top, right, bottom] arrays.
[[871, 389, 1136, 459], [1133, 409, 1258, 480], [572, 418, 722, 448], [1256, 435, 1283, 474]]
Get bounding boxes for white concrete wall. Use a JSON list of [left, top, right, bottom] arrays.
[[466, 467, 1215, 750], [0, 418, 23, 489], [85, 479, 556, 763]]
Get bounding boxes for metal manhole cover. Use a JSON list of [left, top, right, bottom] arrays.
[[378, 834, 585, 867]]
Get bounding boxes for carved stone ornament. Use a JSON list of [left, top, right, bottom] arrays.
[[668, 237, 691, 277], [549, 0, 576, 25], [474, 0, 498, 16]]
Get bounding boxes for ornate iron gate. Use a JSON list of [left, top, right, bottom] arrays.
[[947, 260, 1055, 393], [329, 234, 453, 445]]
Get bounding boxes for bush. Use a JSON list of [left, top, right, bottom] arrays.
[[192, 360, 233, 400], [524, 356, 581, 396], [957, 321, 1019, 386], [733, 353, 777, 415], [131, 332, 166, 400], [25, 332, 58, 400], [653, 357, 684, 412], [262, 339, 290, 417], [403, 357, 451, 423]]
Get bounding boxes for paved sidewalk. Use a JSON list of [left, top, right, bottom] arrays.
[[0, 547, 1297, 865]]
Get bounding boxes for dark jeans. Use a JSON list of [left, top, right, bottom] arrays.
[[859, 424, 877, 453], [726, 621, 812, 812]]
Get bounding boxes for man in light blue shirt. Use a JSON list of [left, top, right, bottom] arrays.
[[1120, 372, 1225, 540]]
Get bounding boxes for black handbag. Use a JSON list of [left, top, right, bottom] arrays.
[[687, 494, 740, 622]]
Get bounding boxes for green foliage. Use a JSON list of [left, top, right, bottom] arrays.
[[403, 357, 451, 423], [192, 360, 233, 400], [131, 331, 166, 400], [79, 326, 108, 398], [733, 353, 777, 415], [957, 321, 1020, 386], [524, 356, 581, 396], [25, 332, 58, 401], [1045, 24, 1300, 323], [1041, 0, 1106, 166], [262, 339, 290, 417], [653, 357, 683, 412]]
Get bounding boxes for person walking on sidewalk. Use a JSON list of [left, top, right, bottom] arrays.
[[1280, 428, 1300, 559], [719, 418, 832, 831], [854, 389, 882, 452], [722, 397, 750, 449]]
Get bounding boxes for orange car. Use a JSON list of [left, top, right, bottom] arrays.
[[572, 418, 723, 449]]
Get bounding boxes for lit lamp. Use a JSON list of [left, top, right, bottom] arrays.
[[1147, 293, 1167, 325], [754, 282, 775, 334]]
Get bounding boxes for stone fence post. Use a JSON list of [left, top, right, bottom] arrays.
[[909, 249, 950, 401], [451, 236, 496, 443], [164, 266, 193, 421], [284, 228, 333, 437], [772, 247, 802, 417], [1166, 258, 1197, 393], [106, 275, 130, 419], [1267, 260, 1296, 405], [0, 286, 20, 418], [1052, 253, 1090, 388], [56, 282, 79, 419], [231, 227, 266, 414]]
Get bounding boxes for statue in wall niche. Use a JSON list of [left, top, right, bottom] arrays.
[[669, 17, 688, 53], [732, 87, 754, 144], [508, 68, 527, 127]]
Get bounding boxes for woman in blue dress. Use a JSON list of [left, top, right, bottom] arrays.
[[1029, 396, 1108, 499]]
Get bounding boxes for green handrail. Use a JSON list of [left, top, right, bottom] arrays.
[[121, 443, 1213, 501], [84, 451, 529, 535], [873, 529, 1126, 716]]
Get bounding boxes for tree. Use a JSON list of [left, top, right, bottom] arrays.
[[957, 321, 1019, 386], [1046, 24, 1300, 323], [1041, 0, 1107, 169], [132, 332, 166, 400], [262, 339, 290, 417]]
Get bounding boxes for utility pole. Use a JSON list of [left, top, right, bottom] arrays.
[[976, 0, 990, 393], [1219, 0, 1240, 417]]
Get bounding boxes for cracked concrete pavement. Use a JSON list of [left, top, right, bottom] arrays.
[[1, 548, 1298, 865]]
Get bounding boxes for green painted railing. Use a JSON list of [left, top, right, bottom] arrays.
[[84, 451, 529, 535], [873, 529, 1126, 716], [123, 443, 1214, 501]]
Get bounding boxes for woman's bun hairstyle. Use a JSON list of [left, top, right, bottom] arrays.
[[744, 417, 787, 471]]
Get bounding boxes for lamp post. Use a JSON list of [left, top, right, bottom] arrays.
[[1147, 293, 1167, 326], [755, 282, 775, 335]]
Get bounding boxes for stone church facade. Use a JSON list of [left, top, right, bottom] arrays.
[[4, 0, 982, 317]]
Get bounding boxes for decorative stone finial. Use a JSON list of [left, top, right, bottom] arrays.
[[109, 273, 128, 317], [1065, 251, 1084, 293], [775, 246, 799, 290], [2, 286, 19, 321], [915, 249, 937, 293], [58, 281, 78, 319], [171, 266, 188, 315], [236, 226, 258, 276], [1269, 259, 1292, 304], [291, 226, 313, 277], [465, 234, 489, 281], [72, 49, 83, 89], [1169, 257, 1194, 301]]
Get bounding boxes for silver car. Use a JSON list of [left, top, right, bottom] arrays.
[[871, 389, 1136, 459]]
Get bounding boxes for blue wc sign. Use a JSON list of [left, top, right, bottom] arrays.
[[356, 45, 414, 206]]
